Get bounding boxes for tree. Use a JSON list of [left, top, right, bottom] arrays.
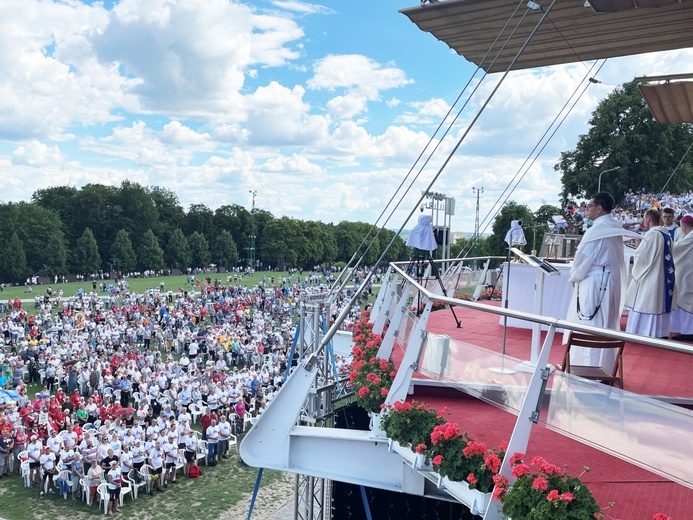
[[138, 229, 165, 271], [187, 231, 211, 268], [166, 228, 192, 270], [450, 235, 490, 260], [118, 180, 159, 250], [13, 202, 67, 275], [557, 81, 693, 202], [148, 186, 184, 243], [110, 229, 137, 273], [72, 228, 102, 275], [211, 230, 238, 270], [183, 204, 216, 241], [0, 232, 28, 283], [487, 202, 536, 257]]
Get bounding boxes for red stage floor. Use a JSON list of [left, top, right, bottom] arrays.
[[391, 303, 693, 519]]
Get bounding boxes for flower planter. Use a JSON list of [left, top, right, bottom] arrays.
[[439, 476, 492, 516], [368, 411, 382, 432], [389, 439, 430, 470]]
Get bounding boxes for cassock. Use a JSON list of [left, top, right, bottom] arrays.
[[671, 231, 693, 334], [565, 214, 639, 369], [625, 227, 675, 338]]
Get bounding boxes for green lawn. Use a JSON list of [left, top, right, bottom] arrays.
[[1, 270, 327, 303], [0, 449, 287, 520]]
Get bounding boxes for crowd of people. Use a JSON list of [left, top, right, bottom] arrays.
[[563, 188, 693, 235], [0, 270, 363, 513]]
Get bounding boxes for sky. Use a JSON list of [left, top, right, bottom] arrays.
[[1, 0, 692, 235]]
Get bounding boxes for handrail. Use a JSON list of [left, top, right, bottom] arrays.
[[388, 260, 693, 356]]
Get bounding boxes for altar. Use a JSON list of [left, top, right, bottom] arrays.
[[500, 261, 572, 330]]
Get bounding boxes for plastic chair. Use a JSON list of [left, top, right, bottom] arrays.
[[138, 464, 153, 495], [196, 440, 208, 466], [21, 461, 31, 488], [559, 331, 625, 388], [80, 477, 90, 505], [119, 477, 133, 505], [243, 411, 253, 431], [188, 403, 203, 424], [128, 469, 146, 499], [227, 433, 238, 455], [58, 469, 74, 499], [96, 482, 109, 515]]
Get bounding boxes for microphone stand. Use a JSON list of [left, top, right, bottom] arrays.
[[490, 240, 516, 374]]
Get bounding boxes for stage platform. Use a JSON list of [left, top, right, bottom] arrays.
[[390, 301, 693, 519]]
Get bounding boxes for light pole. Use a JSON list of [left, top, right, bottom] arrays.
[[597, 165, 621, 193], [472, 186, 483, 268], [249, 190, 257, 270]]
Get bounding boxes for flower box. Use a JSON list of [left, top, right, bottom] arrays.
[[439, 476, 491, 516], [388, 438, 430, 470]]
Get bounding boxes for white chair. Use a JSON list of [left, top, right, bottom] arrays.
[[80, 477, 90, 505], [244, 411, 253, 431], [227, 433, 238, 455], [58, 469, 74, 499], [128, 469, 146, 500], [21, 461, 31, 488], [96, 482, 109, 515], [132, 392, 142, 407], [174, 453, 186, 480], [188, 403, 203, 424], [196, 440, 208, 466], [119, 477, 133, 506], [138, 464, 153, 495]]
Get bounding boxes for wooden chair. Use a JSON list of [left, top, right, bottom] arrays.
[[559, 331, 625, 389]]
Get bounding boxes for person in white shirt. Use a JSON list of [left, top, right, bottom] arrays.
[[218, 416, 232, 459], [183, 429, 197, 476], [162, 434, 179, 486], [147, 440, 164, 494], [205, 418, 220, 466], [40, 447, 57, 495], [27, 436, 42, 487], [106, 460, 122, 514]]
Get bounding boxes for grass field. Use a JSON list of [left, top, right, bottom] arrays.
[[0, 448, 288, 520], [0, 270, 322, 303]]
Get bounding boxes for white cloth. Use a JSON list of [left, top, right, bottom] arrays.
[[625, 226, 673, 337], [406, 214, 437, 251], [671, 308, 693, 335], [504, 220, 526, 247], [565, 214, 639, 369]]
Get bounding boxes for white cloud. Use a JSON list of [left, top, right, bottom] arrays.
[[11, 141, 64, 166], [271, 1, 335, 15]]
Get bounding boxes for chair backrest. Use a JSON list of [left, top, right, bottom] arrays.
[[97, 482, 108, 498], [198, 440, 208, 454], [562, 331, 625, 380]]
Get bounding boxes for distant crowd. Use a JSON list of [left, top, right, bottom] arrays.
[[0, 267, 376, 511]]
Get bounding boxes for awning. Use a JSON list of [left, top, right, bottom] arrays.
[[400, 0, 693, 73], [637, 74, 693, 124]]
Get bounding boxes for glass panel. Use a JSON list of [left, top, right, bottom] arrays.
[[397, 312, 418, 353], [542, 370, 693, 488], [417, 333, 532, 413]]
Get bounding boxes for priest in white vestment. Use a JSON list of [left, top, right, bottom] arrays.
[[625, 209, 676, 338], [671, 215, 693, 338], [565, 193, 640, 369]]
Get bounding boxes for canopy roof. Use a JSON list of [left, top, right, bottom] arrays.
[[400, 0, 693, 73], [637, 74, 693, 125]]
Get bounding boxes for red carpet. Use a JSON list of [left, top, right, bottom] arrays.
[[388, 304, 693, 519]]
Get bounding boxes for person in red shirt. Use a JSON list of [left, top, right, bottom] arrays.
[[70, 390, 82, 409]]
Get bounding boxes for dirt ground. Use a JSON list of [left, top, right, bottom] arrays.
[[218, 471, 295, 520]]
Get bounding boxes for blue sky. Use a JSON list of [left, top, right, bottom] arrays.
[[1, 0, 691, 234]]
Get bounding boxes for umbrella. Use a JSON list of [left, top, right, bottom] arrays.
[[112, 407, 136, 416]]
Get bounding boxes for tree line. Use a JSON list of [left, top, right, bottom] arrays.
[[0, 181, 408, 283]]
